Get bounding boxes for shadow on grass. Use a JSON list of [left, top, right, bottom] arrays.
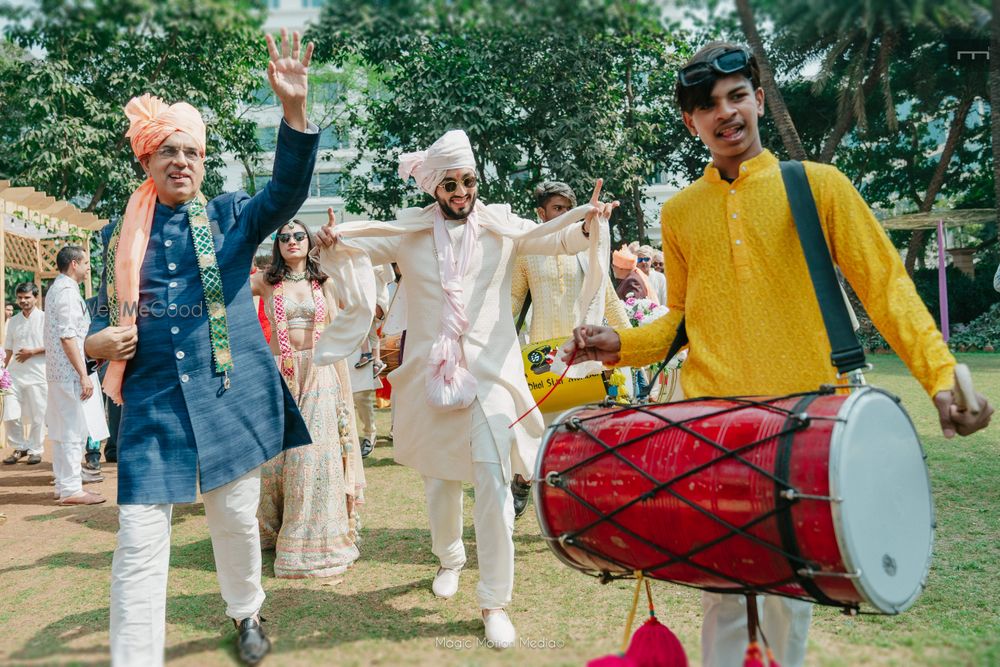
[[23, 502, 205, 534], [0, 473, 53, 487], [363, 456, 401, 468], [10, 581, 483, 663]]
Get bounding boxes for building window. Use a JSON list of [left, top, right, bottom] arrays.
[[311, 172, 343, 197], [256, 126, 278, 152], [318, 125, 349, 149], [245, 175, 271, 194], [251, 86, 276, 107], [302, 0, 324, 7], [313, 80, 344, 105]]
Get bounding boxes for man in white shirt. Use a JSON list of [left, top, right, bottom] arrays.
[[636, 245, 667, 307], [45, 246, 105, 506], [2, 283, 47, 465]]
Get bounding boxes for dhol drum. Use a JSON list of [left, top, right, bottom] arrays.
[[379, 333, 403, 377], [534, 386, 934, 614]]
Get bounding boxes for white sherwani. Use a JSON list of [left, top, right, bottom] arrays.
[[347, 203, 589, 484]]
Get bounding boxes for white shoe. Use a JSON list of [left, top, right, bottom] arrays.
[[482, 609, 516, 649], [432, 566, 461, 599]]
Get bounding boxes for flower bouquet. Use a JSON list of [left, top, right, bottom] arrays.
[[623, 294, 669, 328], [0, 367, 13, 421]]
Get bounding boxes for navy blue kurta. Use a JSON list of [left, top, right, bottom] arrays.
[[90, 121, 317, 504]]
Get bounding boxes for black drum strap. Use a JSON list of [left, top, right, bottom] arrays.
[[775, 394, 841, 607]]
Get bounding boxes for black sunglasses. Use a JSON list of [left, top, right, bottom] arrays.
[[277, 231, 307, 244], [437, 175, 478, 193], [678, 48, 751, 88]]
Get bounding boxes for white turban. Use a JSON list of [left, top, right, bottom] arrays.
[[398, 130, 476, 195]]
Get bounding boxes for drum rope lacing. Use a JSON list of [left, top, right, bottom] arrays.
[[545, 389, 862, 611]]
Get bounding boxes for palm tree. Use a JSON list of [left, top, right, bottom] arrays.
[[735, 0, 808, 160], [773, 0, 980, 163]]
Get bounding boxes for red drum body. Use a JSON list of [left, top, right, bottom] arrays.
[[534, 387, 934, 614]]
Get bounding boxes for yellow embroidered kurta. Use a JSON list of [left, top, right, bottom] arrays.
[[616, 150, 955, 399], [512, 253, 632, 342]]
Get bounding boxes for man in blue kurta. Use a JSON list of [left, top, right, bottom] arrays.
[[84, 30, 317, 666]]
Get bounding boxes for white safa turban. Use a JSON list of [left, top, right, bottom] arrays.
[[398, 130, 476, 195]]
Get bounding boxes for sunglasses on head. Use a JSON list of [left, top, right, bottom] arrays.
[[678, 48, 751, 88], [277, 231, 307, 244], [437, 175, 478, 193]]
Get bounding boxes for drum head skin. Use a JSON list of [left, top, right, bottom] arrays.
[[830, 388, 934, 613]]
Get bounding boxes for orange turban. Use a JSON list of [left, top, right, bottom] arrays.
[[103, 94, 206, 405], [612, 245, 638, 270]]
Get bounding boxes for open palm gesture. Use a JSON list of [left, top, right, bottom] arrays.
[[266, 28, 313, 108]]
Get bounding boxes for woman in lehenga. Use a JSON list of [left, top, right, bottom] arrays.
[[252, 219, 365, 578]]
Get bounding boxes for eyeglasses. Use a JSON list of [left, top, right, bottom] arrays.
[[154, 145, 204, 163], [637, 257, 651, 263], [437, 176, 478, 193], [678, 48, 751, 88], [277, 231, 307, 244]]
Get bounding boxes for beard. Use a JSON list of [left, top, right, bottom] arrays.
[[435, 190, 478, 220]]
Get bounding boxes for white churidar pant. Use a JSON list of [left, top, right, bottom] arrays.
[[701, 592, 812, 667], [423, 400, 515, 610], [110, 468, 264, 667], [5, 383, 47, 455], [51, 439, 85, 497]]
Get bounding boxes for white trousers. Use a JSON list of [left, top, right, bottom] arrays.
[[353, 389, 376, 442], [51, 439, 85, 497], [701, 592, 812, 667], [110, 469, 265, 667], [6, 383, 46, 455], [423, 401, 514, 610]]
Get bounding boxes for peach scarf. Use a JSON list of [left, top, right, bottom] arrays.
[[103, 94, 206, 404]]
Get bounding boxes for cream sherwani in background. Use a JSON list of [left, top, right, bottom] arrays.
[[511, 252, 631, 342], [4, 308, 47, 456]]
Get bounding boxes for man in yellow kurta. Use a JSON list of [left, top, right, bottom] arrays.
[[563, 41, 993, 667]]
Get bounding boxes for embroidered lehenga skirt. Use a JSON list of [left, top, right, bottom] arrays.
[[258, 349, 366, 578]]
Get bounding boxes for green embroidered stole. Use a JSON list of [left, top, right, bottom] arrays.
[[107, 192, 233, 388]]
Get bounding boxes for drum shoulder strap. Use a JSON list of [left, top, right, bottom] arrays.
[[779, 160, 866, 376]]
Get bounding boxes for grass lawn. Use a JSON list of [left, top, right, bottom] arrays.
[[0, 353, 996, 666]]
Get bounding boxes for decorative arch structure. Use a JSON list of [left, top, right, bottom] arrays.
[[0, 180, 108, 318]]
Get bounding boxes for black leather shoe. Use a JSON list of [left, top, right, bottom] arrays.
[[512, 477, 531, 518], [3, 450, 26, 465], [235, 616, 271, 665]]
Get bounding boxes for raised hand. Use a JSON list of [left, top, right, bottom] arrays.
[[266, 28, 314, 131], [583, 178, 619, 234], [314, 207, 339, 250]]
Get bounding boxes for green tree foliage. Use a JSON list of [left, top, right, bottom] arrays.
[[0, 0, 269, 222], [308, 0, 692, 244]]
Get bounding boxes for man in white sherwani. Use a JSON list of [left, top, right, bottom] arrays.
[[315, 130, 616, 648], [2, 283, 46, 465]]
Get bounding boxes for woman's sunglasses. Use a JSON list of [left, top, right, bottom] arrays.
[[437, 176, 478, 193], [678, 48, 751, 88], [277, 231, 307, 244]]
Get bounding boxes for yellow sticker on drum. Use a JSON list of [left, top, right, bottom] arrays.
[[521, 337, 608, 413]]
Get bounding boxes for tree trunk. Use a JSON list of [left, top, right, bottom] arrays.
[[903, 95, 975, 275], [735, 0, 807, 160], [991, 0, 1000, 234]]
